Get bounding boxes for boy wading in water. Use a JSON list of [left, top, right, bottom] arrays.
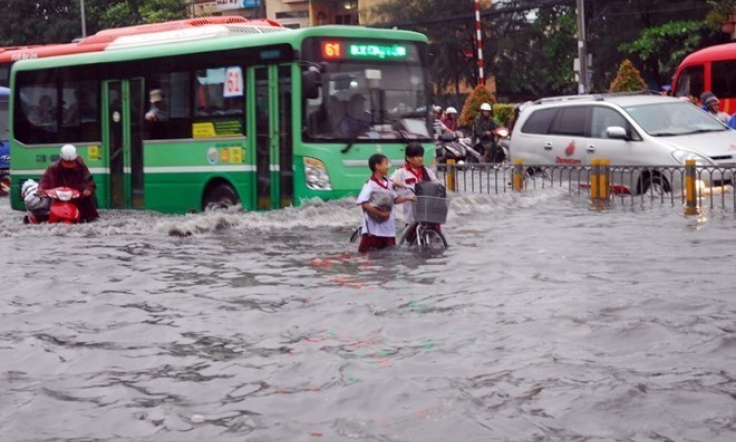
[[356, 154, 415, 253]]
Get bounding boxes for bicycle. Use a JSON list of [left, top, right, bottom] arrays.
[[349, 193, 449, 250], [398, 194, 449, 249]]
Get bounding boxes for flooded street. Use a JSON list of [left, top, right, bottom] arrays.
[[2, 191, 736, 442]]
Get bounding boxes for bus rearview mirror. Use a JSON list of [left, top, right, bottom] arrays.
[[302, 70, 321, 100]]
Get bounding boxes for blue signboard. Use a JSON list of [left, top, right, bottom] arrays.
[[242, 0, 261, 8]]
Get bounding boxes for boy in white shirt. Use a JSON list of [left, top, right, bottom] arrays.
[[391, 143, 440, 226], [356, 154, 415, 253]]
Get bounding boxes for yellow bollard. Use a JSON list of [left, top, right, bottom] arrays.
[[599, 159, 611, 201], [684, 159, 699, 216], [590, 159, 600, 201], [513, 159, 524, 192], [446, 158, 456, 192]]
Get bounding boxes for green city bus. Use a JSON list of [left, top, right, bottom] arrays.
[[9, 24, 432, 214]]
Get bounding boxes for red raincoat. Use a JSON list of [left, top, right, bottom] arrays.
[[38, 157, 99, 222]]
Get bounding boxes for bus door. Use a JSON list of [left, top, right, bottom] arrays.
[[253, 65, 293, 210], [103, 79, 145, 209]]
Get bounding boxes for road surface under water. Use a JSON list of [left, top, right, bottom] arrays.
[[1, 191, 736, 442]]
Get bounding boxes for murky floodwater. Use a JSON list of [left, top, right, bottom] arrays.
[[1, 191, 736, 442]]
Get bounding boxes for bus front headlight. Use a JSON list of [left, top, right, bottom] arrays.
[[304, 157, 332, 190]]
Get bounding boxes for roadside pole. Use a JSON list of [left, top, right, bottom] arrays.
[[576, 0, 588, 94], [474, 0, 485, 86], [80, 0, 87, 38]]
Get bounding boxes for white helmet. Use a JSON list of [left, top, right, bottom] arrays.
[[446, 106, 457, 114], [21, 179, 38, 198], [480, 103, 492, 111], [60, 144, 78, 161]]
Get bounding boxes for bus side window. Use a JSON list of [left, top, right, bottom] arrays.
[[193, 66, 245, 138], [144, 71, 191, 140], [674, 65, 704, 99], [712, 60, 736, 99]]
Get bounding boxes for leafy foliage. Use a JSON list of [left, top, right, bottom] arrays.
[[493, 103, 515, 127], [459, 85, 496, 129], [706, 0, 736, 30], [620, 21, 710, 82], [586, 0, 725, 91], [609, 60, 647, 93], [0, 0, 188, 45]]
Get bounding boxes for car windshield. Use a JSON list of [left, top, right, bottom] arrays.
[[624, 102, 727, 136], [304, 62, 430, 142]]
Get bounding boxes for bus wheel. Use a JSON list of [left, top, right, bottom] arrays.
[[203, 184, 239, 211]]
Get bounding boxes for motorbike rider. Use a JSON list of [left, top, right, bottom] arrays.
[[473, 102, 499, 162], [21, 179, 50, 224], [432, 105, 452, 138], [37, 144, 99, 223], [441, 107, 459, 132]]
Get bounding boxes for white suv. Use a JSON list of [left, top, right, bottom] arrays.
[[509, 94, 736, 194]]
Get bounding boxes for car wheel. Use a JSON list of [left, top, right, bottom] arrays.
[[203, 184, 239, 211]]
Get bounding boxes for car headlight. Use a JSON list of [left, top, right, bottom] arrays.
[[0, 155, 9, 162], [304, 157, 332, 190], [672, 150, 715, 166]]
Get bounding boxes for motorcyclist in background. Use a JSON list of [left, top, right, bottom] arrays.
[[37, 144, 99, 223], [441, 107, 459, 132], [473, 102, 499, 162]]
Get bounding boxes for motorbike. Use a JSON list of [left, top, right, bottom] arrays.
[[26, 187, 82, 224], [436, 131, 484, 164]]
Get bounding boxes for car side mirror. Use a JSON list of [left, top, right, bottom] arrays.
[[302, 70, 321, 100], [606, 126, 629, 140]]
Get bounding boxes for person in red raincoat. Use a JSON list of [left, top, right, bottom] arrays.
[[37, 144, 99, 222]]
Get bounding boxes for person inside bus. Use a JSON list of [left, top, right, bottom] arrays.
[[65, 89, 96, 125], [145, 89, 169, 122], [36, 144, 99, 223], [338, 93, 371, 138], [29, 94, 56, 127]]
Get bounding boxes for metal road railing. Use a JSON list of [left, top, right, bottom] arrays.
[[436, 162, 736, 212]]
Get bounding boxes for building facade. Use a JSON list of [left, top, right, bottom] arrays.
[[194, 0, 390, 28]]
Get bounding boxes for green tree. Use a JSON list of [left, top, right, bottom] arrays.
[[372, 0, 579, 99], [0, 0, 188, 46], [620, 21, 711, 84], [459, 84, 496, 129], [609, 59, 647, 93], [586, 0, 725, 91]]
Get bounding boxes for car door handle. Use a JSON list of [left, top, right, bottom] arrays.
[[543, 142, 553, 151], [586, 144, 596, 153]]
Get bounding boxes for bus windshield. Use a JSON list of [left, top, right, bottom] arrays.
[[305, 62, 430, 141]]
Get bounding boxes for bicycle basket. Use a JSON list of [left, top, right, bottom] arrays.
[[414, 195, 449, 224]]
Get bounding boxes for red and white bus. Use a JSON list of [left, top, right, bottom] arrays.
[[0, 16, 278, 88], [672, 42, 736, 113]]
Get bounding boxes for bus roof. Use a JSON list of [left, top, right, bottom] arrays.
[[10, 25, 428, 74], [0, 16, 269, 63], [679, 42, 736, 65]]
